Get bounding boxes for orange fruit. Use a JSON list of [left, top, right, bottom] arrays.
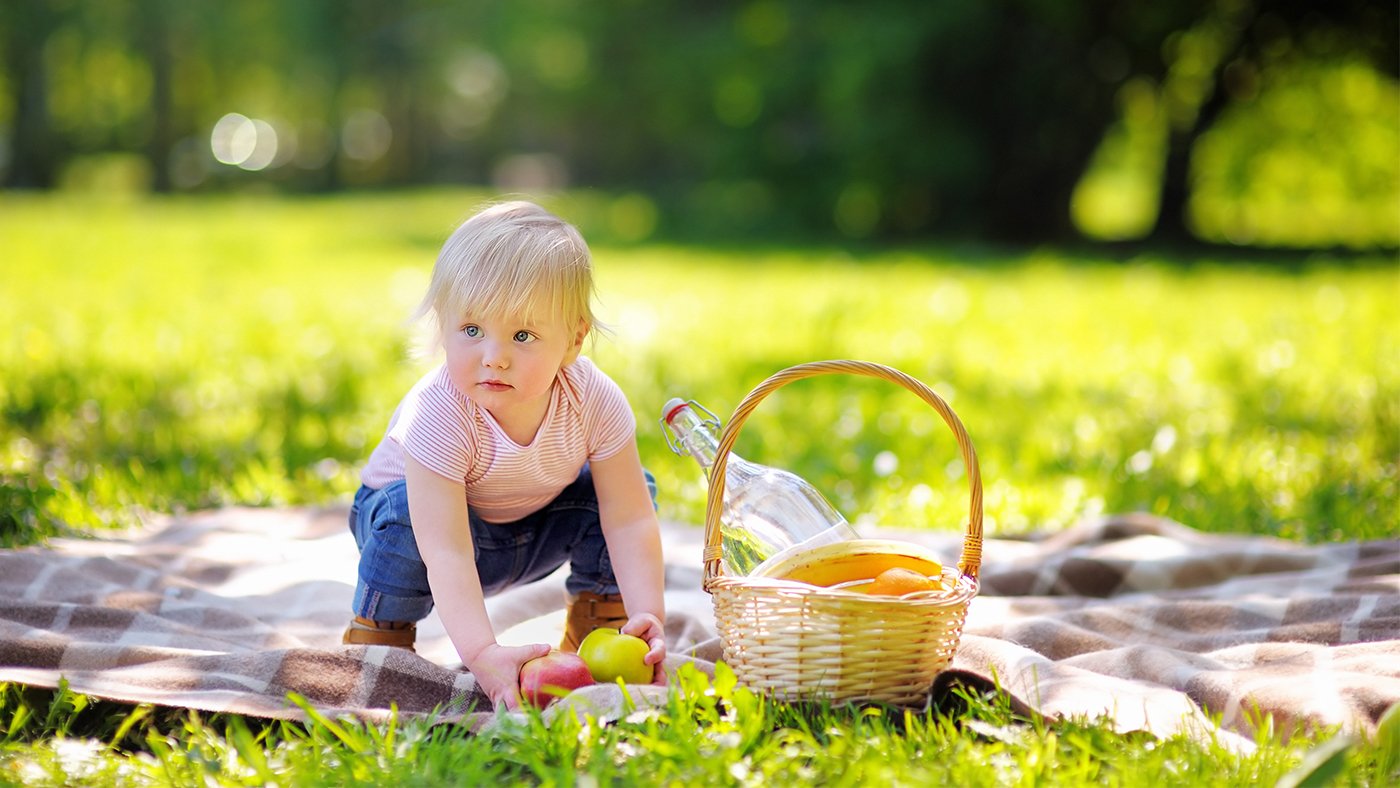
[[753, 539, 944, 587], [865, 567, 940, 596]]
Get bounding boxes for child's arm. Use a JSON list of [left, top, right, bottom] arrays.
[[590, 439, 668, 678], [404, 456, 550, 709]]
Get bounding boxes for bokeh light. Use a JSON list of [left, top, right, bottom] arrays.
[[491, 153, 567, 193], [210, 113, 256, 166], [209, 113, 280, 172], [341, 110, 392, 163]]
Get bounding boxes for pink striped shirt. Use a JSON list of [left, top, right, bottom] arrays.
[[360, 356, 636, 522]]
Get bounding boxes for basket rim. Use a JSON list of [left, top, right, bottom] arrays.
[[708, 565, 980, 608], [702, 359, 985, 587], [750, 536, 947, 580]]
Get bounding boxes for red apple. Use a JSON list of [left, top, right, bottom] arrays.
[[518, 650, 595, 709]]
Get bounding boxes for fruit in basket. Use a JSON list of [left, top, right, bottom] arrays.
[[578, 628, 653, 684], [519, 651, 596, 709], [753, 538, 944, 588], [866, 567, 941, 596]]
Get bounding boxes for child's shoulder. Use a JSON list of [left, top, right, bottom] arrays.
[[562, 354, 598, 381], [558, 357, 634, 436], [409, 362, 457, 397], [560, 356, 626, 404], [402, 363, 473, 414]]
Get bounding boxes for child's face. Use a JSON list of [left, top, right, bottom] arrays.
[[442, 308, 586, 421]]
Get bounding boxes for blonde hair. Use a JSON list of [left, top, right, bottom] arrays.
[[415, 201, 604, 347]]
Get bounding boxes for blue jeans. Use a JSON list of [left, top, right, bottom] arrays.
[[348, 466, 657, 622]]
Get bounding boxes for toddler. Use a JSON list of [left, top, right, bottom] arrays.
[[344, 200, 666, 709]]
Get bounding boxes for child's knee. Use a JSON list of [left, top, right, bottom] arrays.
[[358, 520, 429, 595]]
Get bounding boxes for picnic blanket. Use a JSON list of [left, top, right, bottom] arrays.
[[1, 507, 1395, 748]]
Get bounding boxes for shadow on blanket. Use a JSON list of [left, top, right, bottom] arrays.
[[1, 507, 1395, 745]]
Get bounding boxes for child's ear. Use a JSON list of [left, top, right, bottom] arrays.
[[564, 320, 589, 364]]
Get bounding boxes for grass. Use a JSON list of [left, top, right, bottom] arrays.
[[1, 189, 1397, 784], [4, 668, 1397, 787], [2, 190, 1395, 547]]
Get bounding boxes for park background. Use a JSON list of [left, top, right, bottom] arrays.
[[4, 0, 1398, 247], [0, 1, 1398, 784], [2, 0, 1396, 547]]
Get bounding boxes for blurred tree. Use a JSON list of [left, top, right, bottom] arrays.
[[275, 0, 351, 190], [0, 0, 1394, 246], [2, 0, 69, 188], [1148, 0, 1400, 245], [906, 2, 1213, 241], [135, 0, 179, 192]]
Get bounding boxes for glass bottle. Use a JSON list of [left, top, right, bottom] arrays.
[[661, 398, 858, 576]]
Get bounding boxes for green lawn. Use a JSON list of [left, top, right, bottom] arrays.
[[1, 190, 1396, 784], [2, 190, 1395, 545]]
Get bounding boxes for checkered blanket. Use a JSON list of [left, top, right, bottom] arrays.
[[1, 508, 1395, 746]]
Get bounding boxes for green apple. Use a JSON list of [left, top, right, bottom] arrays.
[[577, 627, 652, 684]]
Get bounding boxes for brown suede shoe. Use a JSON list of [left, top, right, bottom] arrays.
[[560, 591, 628, 652], [342, 615, 417, 653]]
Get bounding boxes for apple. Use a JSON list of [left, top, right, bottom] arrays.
[[518, 650, 595, 709], [577, 627, 652, 685]]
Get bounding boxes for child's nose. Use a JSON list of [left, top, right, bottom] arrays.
[[482, 340, 509, 368]]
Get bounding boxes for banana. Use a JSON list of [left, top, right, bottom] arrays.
[[751, 539, 945, 589]]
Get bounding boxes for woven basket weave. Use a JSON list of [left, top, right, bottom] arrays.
[[702, 360, 983, 705]]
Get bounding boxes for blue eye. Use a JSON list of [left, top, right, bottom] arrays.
[[463, 325, 481, 338], [514, 330, 534, 343]]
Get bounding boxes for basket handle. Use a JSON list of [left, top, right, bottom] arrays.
[[702, 360, 984, 588]]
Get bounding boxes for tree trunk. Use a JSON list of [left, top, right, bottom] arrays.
[[4, 3, 61, 189], [141, 4, 176, 193], [1149, 2, 1259, 246], [1151, 82, 1234, 245]]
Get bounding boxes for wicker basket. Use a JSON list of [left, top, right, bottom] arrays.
[[702, 360, 983, 706]]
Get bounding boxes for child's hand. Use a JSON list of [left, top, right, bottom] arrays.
[[620, 614, 667, 684], [467, 642, 552, 710]]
